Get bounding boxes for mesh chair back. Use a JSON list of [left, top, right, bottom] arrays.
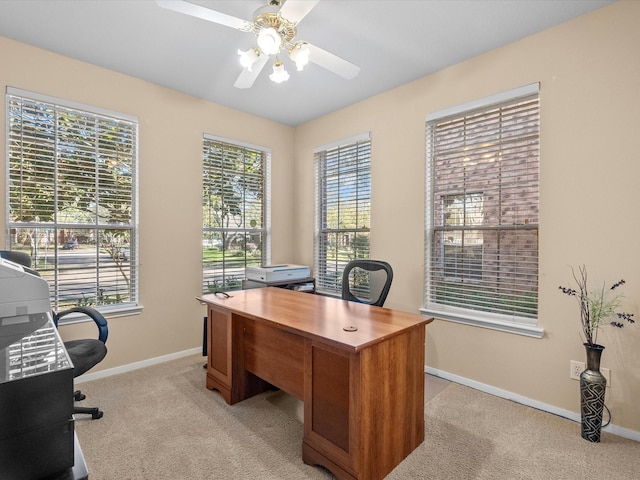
[[0, 250, 32, 268], [341, 259, 393, 307]]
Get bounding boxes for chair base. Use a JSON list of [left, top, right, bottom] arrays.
[[74, 406, 103, 420], [73, 389, 103, 419]]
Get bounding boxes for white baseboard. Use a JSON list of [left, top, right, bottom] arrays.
[[75, 347, 202, 384], [425, 366, 640, 442]]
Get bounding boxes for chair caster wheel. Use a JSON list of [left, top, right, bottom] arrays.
[[74, 391, 86, 401], [92, 410, 104, 420]]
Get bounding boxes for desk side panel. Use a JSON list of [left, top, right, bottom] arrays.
[[303, 342, 361, 479], [206, 306, 232, 402], [310, 346, 351, 451], [359, 324, 426, 479]]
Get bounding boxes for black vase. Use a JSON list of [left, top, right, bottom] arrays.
[[580, 343, 607, 442]]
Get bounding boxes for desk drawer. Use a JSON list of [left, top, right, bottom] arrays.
[[242, 320, 305, 400]]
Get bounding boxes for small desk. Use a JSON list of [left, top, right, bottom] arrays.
[[198, 288, 432, 480]]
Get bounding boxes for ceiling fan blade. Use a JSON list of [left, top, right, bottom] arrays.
[[279, 0, 320, 24], [156, 1, 251, 31], [234, 54, 269, 89], [307, 43, 360, 80]]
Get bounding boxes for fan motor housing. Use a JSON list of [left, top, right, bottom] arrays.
[[253, 12, 297, 44]]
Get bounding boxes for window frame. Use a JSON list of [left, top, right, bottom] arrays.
[[314, 132, 371, 297], [5, 87, 140, 321], [202, 134, 271, 293], [422, 84, 544, 338]]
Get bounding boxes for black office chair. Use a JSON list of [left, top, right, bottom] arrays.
[[0, 250, 108, 419], [341, 259, 394, 307]]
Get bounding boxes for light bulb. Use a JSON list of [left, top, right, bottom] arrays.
[[257, 27, 282, 56], [289, 42, 310, 71], [237, 48, 260, 71], [269, 60, 290, 83]]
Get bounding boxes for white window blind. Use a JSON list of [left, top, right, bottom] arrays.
[[424, 85, 541, 335], [6, 88, 138, 315], [202, 134, 270, 292], [314, 133, 371, 296]]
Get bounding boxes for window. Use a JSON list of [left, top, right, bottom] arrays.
[[202, 134, 270, 292], [314, 133, 371, 296], [424, 84, 542, 337], [441, 192, 484, 281], [6, 87, 138, 316]]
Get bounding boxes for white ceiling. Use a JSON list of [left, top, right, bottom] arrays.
[[0, 0, 612, 126]]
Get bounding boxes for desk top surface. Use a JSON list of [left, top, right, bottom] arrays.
[[198, 287, 432, 351]]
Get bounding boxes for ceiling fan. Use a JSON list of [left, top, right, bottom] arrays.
[[156, 0, 360, 88]]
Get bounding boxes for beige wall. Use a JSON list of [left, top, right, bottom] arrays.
[[2, 0, 639, 435], [0, 36, 295, 370], [294, 1, 640, 434]]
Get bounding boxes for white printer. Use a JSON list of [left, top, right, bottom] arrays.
[[246, 264, 310, 283], [0, 257, 52, 349]]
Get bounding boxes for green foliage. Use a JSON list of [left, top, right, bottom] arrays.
[[559, 265, 635, 346], [8, 102, 133, 225], [69, 289, 124, 309], [202, 140, 265, 230], [351, 234, 369, 259]]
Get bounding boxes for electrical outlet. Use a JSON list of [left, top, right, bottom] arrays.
[[569, 361, 611, 387], [570, 360, 585, 380]]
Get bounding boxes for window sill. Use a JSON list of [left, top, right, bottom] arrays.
[[56, 304, 143, 325], [419, 307, 544, 339]]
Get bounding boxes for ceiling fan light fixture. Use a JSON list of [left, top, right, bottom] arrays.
[[257, 27, 282, 55], [269, 59, 290, 83], [289, 42, 310, 71], [237, 48, 261, 71], [158, 0, 361, 89]]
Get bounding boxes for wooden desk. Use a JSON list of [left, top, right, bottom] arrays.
[[197, 288, 433, 480]]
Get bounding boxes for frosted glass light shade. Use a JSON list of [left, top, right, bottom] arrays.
[[289, 42, 310, 71], [269, 60, 290, 83], [238, 48, 260, 71], [257, 27, 282, 55]]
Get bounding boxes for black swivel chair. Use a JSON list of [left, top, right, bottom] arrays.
[[341, 259, 394, 307], [0, 250, 108, 419]]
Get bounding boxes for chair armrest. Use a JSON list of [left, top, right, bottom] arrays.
[[54, 306, 109, 343]]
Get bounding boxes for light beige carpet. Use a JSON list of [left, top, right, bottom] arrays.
[[74, 354, 639, 479]]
